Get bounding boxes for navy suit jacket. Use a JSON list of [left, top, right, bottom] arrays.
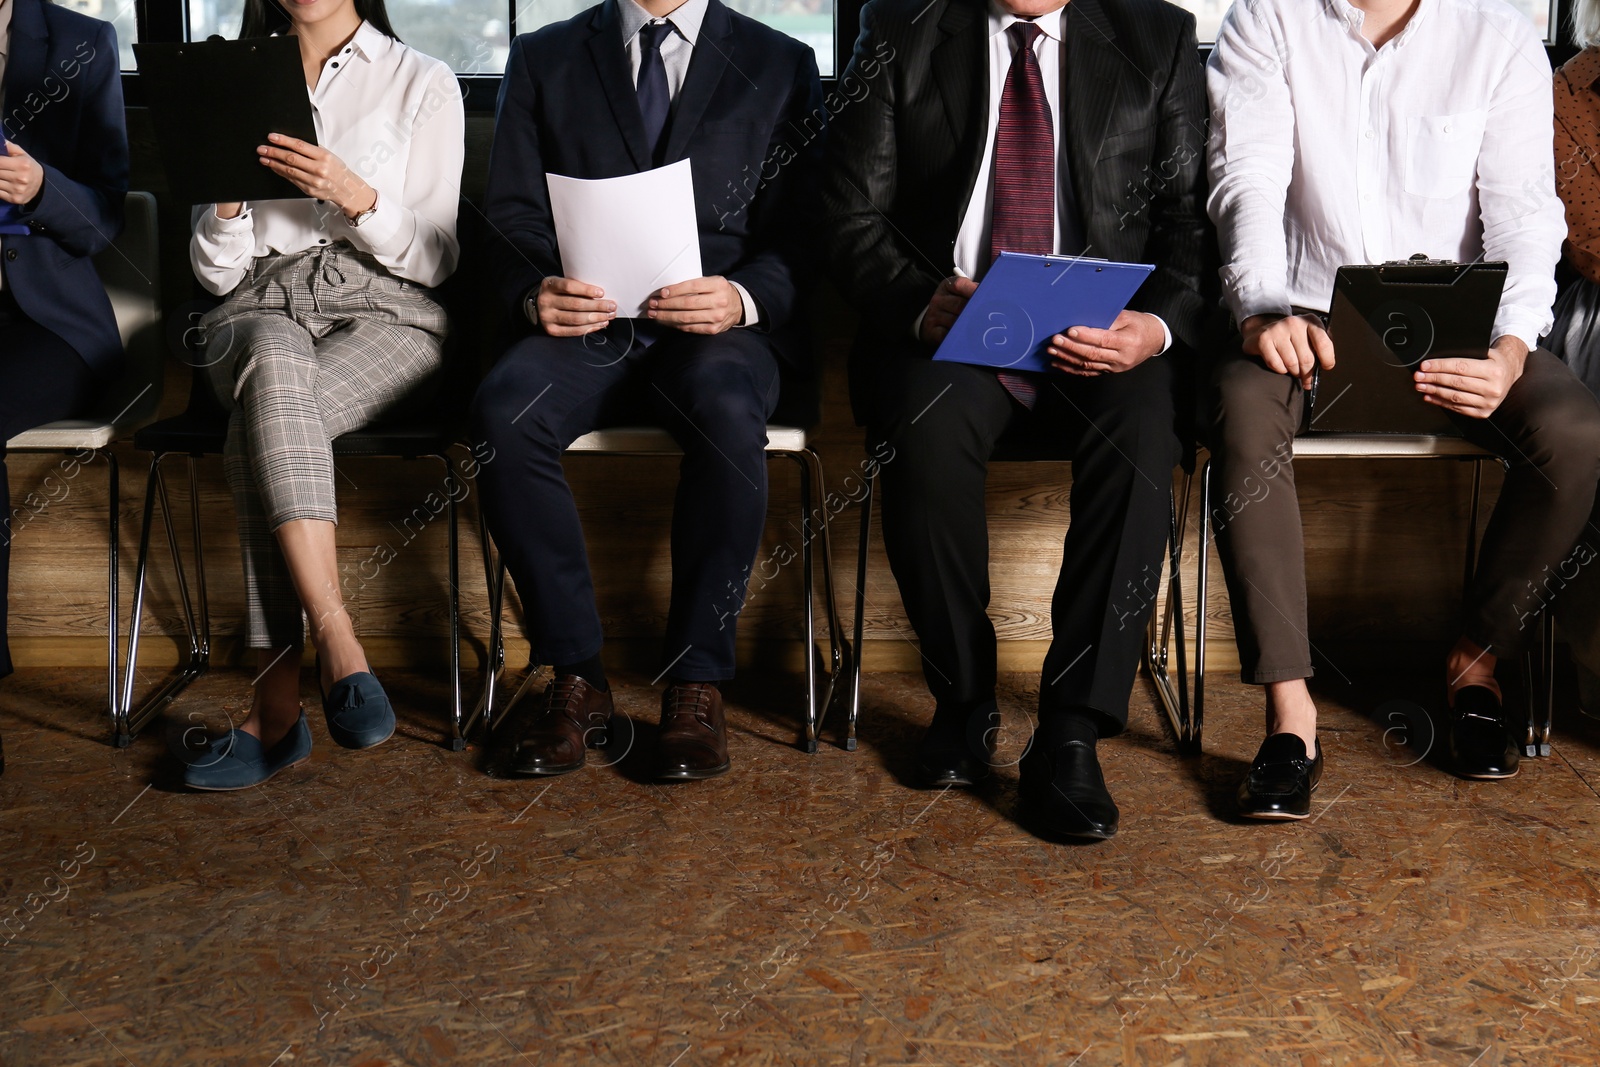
[[1, 0, 127, 374], [484, 0, 822, 370]]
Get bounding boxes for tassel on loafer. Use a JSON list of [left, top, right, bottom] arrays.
[[184, 713, 313, 791], [320, 671, 396, 750]]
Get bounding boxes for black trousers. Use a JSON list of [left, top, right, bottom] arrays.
[[469, 326, 781, 683], [0, 292, 99, 679], [867, 352, 1181, 735]]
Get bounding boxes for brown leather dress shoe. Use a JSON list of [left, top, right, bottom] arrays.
[[509, 675, 615, 777], [655, 683, 730, 780]]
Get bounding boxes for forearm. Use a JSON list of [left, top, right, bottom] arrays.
[[190, 204, 255, 296]]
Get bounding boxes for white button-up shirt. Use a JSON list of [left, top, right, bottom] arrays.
[[923, 2, 1169, 350], [1206, 0, 1563, 349], [190, 21, 465, 295], [616, 0, 758, 327], [953, 3, 1067, 279]]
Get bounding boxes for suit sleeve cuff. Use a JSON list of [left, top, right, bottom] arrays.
[[730, 281, 761, 328]]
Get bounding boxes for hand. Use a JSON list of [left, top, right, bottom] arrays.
[[1048, 310, 1167, 376], [257, 133, 376, 218], [918, 275, 979, 345], [0, 142, 44, 206], [1242, 313, 1335, 390], [1413, 335, 1528, 418], [215, 203, 245, 220], [535, 276, 617, 337], [647, 277, 743, 335]]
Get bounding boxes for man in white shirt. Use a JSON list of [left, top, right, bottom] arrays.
[[822, 0, 1214, 840], [1208, 0, 1600, 809]]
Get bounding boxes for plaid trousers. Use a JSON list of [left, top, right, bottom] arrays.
[[202, 246, 448, 650]]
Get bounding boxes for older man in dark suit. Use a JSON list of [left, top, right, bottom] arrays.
[[472, 0, 821, 782], [821, 0, 1214, 838]]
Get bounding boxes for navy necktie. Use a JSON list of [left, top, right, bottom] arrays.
[[637, 21, 673, 163]]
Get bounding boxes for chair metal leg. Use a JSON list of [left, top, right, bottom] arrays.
[[1464, 459, 1484, 601], [1146, 468, 1197, 753], [1195, 459, 1212, 745], [793, 450, 820, 753], [119, 453, 210, 746], [849, 470, 874, 749], [803, 448, 847, 745], [105, 451, 120, 729], [438, 455, 465, 751], [1525, 609, 1555, 758]]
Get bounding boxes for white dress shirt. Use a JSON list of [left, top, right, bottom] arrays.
[[922, 2, 1169, 351], [190, 21, 465, 295], [1207, 0, 1563, 349], [617, 0, 759, 327]]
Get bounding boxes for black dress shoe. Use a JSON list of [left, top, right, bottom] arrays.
[[913, 702, 998, 788], [1448, 686, 1520, 780], [1018, 733, 1118, 840], [1237, 733, 1323, 820]]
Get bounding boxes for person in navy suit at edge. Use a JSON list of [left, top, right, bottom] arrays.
[[0, 0, 128, 777], [471, 0, 822, 782]]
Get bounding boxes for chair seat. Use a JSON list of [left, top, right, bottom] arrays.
[[7, 420, 118, 451], [1292, 433, 1495, 459], [332, 422, 459, 458], [133, 411, 458, 458], [565, 425, 810, 455]]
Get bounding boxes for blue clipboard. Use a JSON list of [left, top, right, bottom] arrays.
[[933, 252, 1156, 373]]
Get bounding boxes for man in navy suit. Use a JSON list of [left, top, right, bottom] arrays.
[[0, 0, 128, 774], [471, 0, 820, 782]]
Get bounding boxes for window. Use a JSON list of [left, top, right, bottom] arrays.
[[180, 0, 828, 76], [1174, 0, 1557, 45], [57, 0, 139, 68]]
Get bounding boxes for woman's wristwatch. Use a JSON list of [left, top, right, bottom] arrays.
[[347, 194, 379, 229]]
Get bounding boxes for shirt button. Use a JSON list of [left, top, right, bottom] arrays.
[[1364, 130, 1374, 140], [318, 238, 329, 244], [4, 249, 15, 261], [1443, 124, 1452, 133], [331, 62, 339, 68]]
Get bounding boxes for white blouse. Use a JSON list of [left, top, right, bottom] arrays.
[[190, 21, 465, 295]]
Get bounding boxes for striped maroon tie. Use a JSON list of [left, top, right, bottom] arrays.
[[988, 21, 1054, 409]]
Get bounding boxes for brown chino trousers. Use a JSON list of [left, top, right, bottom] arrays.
[[1209, 345, 1600, 683]]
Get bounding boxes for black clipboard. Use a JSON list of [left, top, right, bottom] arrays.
[[133, 37, 319, 205], [1309, 258, 1508, 435]]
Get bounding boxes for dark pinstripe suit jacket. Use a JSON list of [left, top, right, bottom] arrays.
[[820, 0, 1217, 422]]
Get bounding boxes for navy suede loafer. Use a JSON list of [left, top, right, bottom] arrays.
[[184, 713, 312, 791], [321, 671, 396, 750]]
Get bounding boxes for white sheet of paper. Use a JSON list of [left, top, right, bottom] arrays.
[[546, 160, 703, 318]]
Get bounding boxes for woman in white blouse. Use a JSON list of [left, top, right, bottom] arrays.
[[185, 0, 464, 790]]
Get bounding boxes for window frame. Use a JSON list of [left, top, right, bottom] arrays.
[[118, 0, 1580, 107]]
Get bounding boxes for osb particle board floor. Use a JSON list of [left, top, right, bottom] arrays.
[[1, 662, 1598, 1066]]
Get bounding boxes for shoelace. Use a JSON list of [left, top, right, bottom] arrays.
[[540, 678, 586, 723], [664, 686, 714, 725]]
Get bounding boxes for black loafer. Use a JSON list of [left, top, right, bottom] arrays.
[[913, 702, 998, 788], [1237, 733, 1323, 820], [1018, 734, 1118, 840], [1448, 686, 1520, 780]]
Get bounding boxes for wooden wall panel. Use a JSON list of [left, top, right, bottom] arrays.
[[3, 109, 1512, 678]]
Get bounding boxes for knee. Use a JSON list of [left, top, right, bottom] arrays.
[[1210, 358, 1296, 464], [1522, 396, 1600, 488], [663, 357, 771, 448], [470, 356, 558, 451], [223, 322, 314, 399]]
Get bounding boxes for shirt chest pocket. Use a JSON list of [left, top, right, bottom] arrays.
[[1404, 110, 1487, 200]]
